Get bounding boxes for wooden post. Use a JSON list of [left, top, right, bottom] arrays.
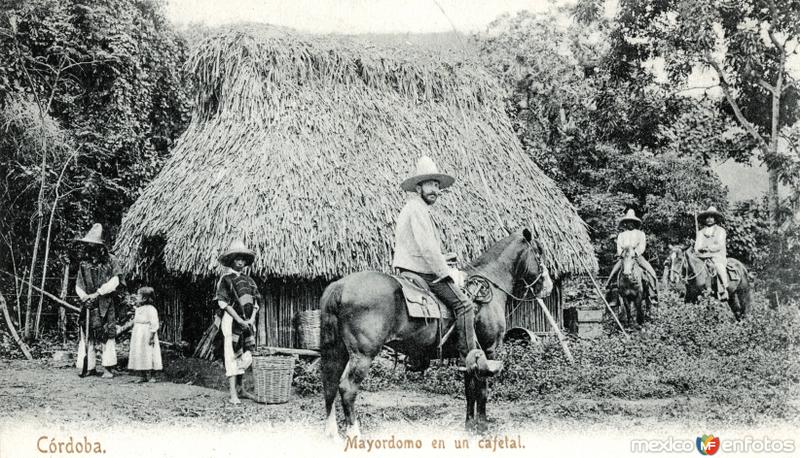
[[0, 291, 33, 360]]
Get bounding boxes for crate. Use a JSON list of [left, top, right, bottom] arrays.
[[297, 310, 321, 350], [576, 307, 604, 323], [252, 356, 294, 404]]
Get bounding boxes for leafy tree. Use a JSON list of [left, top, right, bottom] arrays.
[[0, 0, 190, 339], [475, 9, 730, 271], [605, 0, 800, 229]]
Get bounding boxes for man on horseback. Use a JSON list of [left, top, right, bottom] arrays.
[[392, 155, 477, 368], [694, 206, 729, 300], [605, 209, 659, 309]]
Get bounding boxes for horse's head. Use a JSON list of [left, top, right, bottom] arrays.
[[514, 228, 553, 298], [620, 246, 636, 276], [665, 244, 685, 285]]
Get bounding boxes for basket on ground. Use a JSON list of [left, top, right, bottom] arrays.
[[252, 356, 294, 404], [298, 309, 321, 350]]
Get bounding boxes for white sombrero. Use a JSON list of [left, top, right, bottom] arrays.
[[619, 209, 642, 228], [698, 206, 724, 222], [218, 240, 256, 267], [74, 223, 106, 246], [400, 156, 455, 192]]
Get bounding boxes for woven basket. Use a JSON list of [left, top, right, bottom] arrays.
[[298, 309, 321, 350], [252, 356, 294, 404]]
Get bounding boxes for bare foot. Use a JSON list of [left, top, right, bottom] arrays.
[[228, 397, 241, 405], [102, 371, 114, 379], [238, 389, 256, 401], [148, 378, 157, 383]]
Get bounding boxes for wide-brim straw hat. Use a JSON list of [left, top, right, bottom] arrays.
[[400, 155, 455, 192], [218, 240, 256, 267], [619, 209, 642, 228], [74, 223, 106, 246], [698, 206, 724, 222]]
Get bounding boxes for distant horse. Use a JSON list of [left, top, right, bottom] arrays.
[[667, 246, 752, 320], [616, 246, 647, 326], [319, 229, 550, 437]]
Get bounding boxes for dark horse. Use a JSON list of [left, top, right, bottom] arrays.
[[667, 246, 752, 320], [319, 229, 550, 438], [616, 246, 647, 326]]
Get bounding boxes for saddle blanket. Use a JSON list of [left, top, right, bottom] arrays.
[[705, 259, 742, 282], [393, 274, 453, 320]]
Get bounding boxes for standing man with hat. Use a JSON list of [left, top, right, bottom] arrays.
[[215, 240, 261, 404], [392, 155, 478, 369], [695, 206, 729, 300], [74, 223, 124, 378], [605, 209, 659, 309]]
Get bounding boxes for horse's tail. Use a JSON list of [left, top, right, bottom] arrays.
[[319, 280, 348, 415]]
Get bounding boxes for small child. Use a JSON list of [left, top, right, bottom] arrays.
[[120, 287, 162, 382]]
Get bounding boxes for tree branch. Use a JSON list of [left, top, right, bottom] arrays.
[[704, 52, 769, 154]]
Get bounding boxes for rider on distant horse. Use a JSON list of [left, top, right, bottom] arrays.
[[606, 209, 659, 308], [392, 156, 477, 368], [694, 206, 729, 300]]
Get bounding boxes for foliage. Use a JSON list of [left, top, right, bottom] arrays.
[[0, 0, 190, 257], [474, 10, 731, 271], [604, 0, 800, 224], [296, 292, 800, 424]]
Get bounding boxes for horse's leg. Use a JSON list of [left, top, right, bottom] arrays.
[[475, 376, 489, 432], [464, 372, 476, 430], [635, 294, 645, 326], [339, 352, 373, 438], [620, 296, 631, 327], [322, 348, 348, 439]]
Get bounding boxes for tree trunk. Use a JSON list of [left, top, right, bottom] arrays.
[[59, 262, 69, 344], [23, 216, 43, 341], [768, 167, 780, 229]]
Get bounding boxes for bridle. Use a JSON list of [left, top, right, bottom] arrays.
[[470, 239, 547, 305], [671, 250, 701, 283]]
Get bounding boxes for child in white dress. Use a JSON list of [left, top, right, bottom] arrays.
[[120, 287, 162, 382]]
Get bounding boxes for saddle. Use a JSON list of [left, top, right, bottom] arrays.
[[394, 272, 452, 320], [702, 258, 741, 282]]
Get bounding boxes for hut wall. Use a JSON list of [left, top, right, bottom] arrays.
[[263, 278, 328, 348], [505, 281, 563, 335], [157, 288, 184, 345]]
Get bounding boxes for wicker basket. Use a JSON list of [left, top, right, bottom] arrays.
[[298, 309, 321, 350], [252, 356, 294, 404]]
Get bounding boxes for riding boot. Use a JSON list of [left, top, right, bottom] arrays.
[[453, 299, 477, 368]]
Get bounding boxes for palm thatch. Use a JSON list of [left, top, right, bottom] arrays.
[[114, 25, 597, 280]]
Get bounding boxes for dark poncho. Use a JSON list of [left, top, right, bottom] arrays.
[[216, 272, 262, 353], [77, 255, 124, 341]]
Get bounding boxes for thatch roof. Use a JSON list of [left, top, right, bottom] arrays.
[[114, 25, 597, 280]]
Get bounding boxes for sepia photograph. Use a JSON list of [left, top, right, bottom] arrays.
[[0, 0, 798, 456]]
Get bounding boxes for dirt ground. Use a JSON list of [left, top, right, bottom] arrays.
[[2, 354, 798, 437]]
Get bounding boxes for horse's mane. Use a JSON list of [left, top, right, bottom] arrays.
[[467, 233, 520, 271]]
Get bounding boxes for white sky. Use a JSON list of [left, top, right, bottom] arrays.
[[164, 0, 577, 33]]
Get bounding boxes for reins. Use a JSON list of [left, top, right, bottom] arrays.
[[468, 240, 547, 325]]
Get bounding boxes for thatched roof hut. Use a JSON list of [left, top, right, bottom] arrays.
[[115, 25, 596, 282]]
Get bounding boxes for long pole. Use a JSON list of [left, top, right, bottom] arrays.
[[563, 239, 628, 337], [0, 291, 33, 360], [536, 298, 574, 364], [0, 270, 80, 313]]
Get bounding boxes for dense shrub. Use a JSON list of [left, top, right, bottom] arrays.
[[296, 292, 800, 423]]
